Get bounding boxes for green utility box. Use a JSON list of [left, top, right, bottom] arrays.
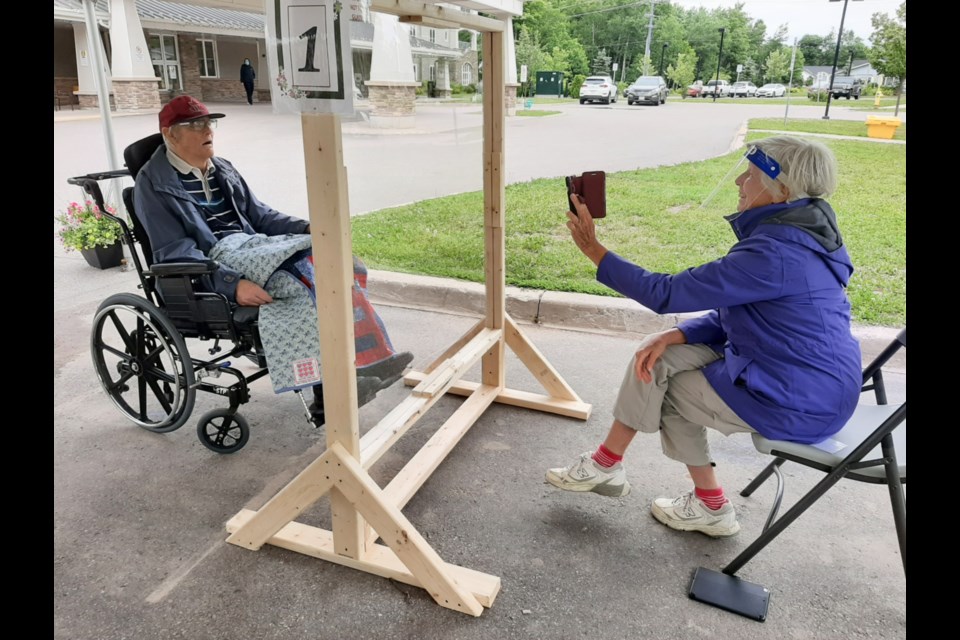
[[536, 71, 564, 97]]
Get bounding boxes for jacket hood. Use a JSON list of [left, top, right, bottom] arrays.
[[726, 198, 854, 285]]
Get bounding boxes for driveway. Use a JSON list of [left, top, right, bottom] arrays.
[[55, 99, 899, 217]]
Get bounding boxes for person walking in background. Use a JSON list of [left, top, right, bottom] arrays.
[[546, 136, 861, 539], [240, 58, 256, 105]]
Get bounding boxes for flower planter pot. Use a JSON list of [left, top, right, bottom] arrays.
[[80, 242, 123, 269]]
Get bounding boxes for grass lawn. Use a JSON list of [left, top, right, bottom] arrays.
[[749, 117, 907, 141], [516, 109, 561, 117], [353, 129, 905, 327]]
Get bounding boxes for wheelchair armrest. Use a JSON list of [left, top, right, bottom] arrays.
[[67, 170, 132, 186], [148, 260, 220, 277], [67, 171, 133, 223]]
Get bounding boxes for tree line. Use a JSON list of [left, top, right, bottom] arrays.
[[511, 0, 906, 93]]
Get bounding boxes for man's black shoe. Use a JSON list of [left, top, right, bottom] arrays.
[[357, 351, 414, 391], [307, 377, 381, 426]]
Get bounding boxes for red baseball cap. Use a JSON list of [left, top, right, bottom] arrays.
[[158, 95, 226, 130]]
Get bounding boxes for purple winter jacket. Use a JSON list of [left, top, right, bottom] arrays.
[[596, 198, 862, 444]]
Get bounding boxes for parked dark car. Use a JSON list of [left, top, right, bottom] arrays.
[[830, 76, 864, 100], [626, 75, 667, 105]]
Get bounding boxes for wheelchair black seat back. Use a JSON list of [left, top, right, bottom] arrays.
[[69, 133, 286, 454]]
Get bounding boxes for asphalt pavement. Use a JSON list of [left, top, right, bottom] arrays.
[[54, 98, 906, 639]]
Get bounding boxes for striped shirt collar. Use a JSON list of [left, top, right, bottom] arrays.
[[166, 148, 218, 201]]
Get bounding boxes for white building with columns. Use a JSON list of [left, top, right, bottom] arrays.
[[53, 0, 525, 120]]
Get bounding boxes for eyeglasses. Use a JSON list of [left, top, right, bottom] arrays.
[[174, 118, 217, 131]]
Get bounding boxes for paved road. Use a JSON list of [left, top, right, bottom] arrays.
[[54, 98, 901, 218]]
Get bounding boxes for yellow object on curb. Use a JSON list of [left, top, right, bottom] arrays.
[[866, 116, 901, 140]]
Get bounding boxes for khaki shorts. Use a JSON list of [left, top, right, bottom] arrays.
[[613, 343, 755, 467]]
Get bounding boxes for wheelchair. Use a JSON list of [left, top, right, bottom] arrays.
[[69, 133, 311, 454]]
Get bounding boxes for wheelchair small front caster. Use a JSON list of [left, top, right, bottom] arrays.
[[196, 409, 250, 454]]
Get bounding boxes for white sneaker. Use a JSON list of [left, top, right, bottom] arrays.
[[545, 451, 631, 497], [651, 491, 741, 537]]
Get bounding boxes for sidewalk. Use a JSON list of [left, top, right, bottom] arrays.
[[55, 101, 905, 638]]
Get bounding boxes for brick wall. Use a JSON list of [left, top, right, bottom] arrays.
[[54, 77, 79, 105], [366, 82, 419, 116], [176, 34, 204, 98], [114, 80, 161, 110]]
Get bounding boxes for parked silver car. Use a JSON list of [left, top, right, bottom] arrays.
[[731, 81, 757, 97], [579, 75, 618, 104], [756, 83, 787, 97], [626, 75, 668, 106]]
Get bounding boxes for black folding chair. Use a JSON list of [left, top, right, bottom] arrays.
[[688, 328, 906, 621]]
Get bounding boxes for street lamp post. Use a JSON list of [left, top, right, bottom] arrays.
[[713, 28, 725, 103], [823, 0, 863, 120], [659, 43, 669, 77]]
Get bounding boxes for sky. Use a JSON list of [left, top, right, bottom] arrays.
[[672, 0, 904, 43]]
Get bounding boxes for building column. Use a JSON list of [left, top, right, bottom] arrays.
[[73, 22, 114, 109], [435, 59, 452, 99], [365, 12, 420, 129], [108, 0, 161, 110]]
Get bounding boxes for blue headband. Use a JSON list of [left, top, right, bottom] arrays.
[[746, 146, 782, 180]]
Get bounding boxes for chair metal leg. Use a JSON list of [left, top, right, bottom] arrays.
[[724, 463, 847, 576], [741, 458, 786, 534], [881, 434, 907, 574], [762, 465, 785, 533], [740, 458, 784, 497], [723, 404, 905, 577]]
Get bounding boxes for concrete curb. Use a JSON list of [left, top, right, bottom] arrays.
[[366, 269, 905, 370]]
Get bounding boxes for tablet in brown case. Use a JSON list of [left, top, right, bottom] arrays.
[[566, 171, 606, 218]]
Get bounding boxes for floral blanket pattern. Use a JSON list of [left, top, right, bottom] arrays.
[[208, 233, 395, 394]]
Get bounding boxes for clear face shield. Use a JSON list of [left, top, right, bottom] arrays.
[[700, 145, 783, 210]]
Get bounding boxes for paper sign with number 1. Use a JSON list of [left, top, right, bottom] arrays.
[[266, 0, 355, 115]]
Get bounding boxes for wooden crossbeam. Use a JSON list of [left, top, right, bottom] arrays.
[[370, 0, 505, 32], [412, 328, 502, 398], [403, 370, 591, 419], [226, 510, 500, 608]]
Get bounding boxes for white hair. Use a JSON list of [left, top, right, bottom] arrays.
[[752, 136, 839, 201]]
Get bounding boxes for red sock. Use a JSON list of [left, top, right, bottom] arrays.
[[591, 444, 623, 469], [695, 486, 728, 511]]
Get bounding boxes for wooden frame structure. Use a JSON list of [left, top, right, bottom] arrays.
[[226, 0, 591, 616]]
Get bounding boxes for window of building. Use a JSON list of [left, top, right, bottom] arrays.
[[462, 63, 473, 85], [148, 33, 182, 91], [429, 64, 436, 81], [197, 39, 218, 78], [429, 29, 436, 43]]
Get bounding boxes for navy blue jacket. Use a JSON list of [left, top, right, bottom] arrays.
[[597, 198, 862, 444], [134, 145, 309, 301]]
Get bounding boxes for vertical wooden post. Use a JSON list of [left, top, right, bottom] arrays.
[[301, 113, 365, 560], [481, 30, 506, 389]]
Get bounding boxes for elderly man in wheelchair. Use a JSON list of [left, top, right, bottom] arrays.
[[71, 95, 411, 453]]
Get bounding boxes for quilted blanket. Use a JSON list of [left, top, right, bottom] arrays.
[[209, 233, 395, 394]]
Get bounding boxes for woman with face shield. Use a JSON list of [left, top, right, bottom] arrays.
[[546, 136, 861, 539]]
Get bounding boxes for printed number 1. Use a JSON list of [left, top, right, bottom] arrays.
[[298, 26, 319, 72]]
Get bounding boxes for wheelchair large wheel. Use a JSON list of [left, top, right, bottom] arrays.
[[196, 409, 249, 454], [91, 293, 196, 433]]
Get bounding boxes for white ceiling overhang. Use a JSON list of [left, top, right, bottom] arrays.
[[156, 0, 525, 18]]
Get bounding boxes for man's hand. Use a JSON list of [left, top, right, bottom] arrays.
[[633, 328, 687, 383], [236, 279, 273, 306], [566, 194, 608, 266]]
